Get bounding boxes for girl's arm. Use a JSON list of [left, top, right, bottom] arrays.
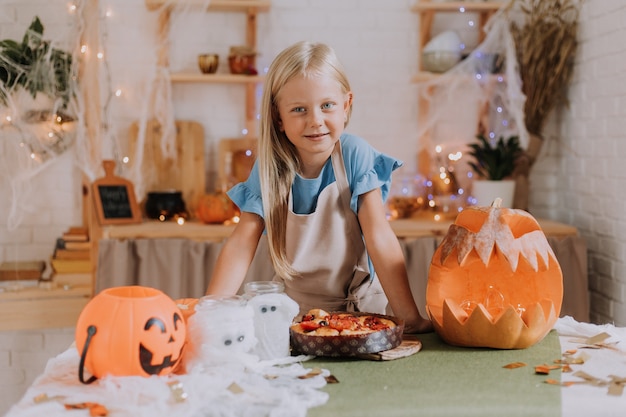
[[205, 211, 265, 295], [357, 189, 433, 333]]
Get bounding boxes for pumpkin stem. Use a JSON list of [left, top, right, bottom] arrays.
[[491, 197, 503, 208]]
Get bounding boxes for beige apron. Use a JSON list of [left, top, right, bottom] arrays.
[[279, 141, 388, 315]]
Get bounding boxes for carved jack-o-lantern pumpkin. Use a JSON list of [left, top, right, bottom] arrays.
[[426, 199, 563, 349], [75, 286, 186, 382]]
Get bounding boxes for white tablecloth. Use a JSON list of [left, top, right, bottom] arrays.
[[6, 317, 625, 417]]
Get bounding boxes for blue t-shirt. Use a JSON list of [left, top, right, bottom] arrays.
[[228, 133, 402, 217]]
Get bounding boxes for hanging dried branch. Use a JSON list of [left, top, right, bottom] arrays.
[[509, 0, 582, 136]]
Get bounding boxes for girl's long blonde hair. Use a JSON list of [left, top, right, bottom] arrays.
[[259, 41, 352, 280]]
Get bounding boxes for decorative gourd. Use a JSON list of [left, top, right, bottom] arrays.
[[75, 286, 186, 381], [196, 192, 239, 224], [426, 198, 563, 349]]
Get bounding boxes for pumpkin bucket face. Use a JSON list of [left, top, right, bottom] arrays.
[[75, 286, 186, 380], [426, 201, 563, 349]]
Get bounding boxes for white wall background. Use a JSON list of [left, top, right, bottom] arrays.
[[0, 0, 625, 411]]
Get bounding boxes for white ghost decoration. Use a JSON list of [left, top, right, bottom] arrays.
[[248, 292, 300, 360], [183, 296, 258, 372]]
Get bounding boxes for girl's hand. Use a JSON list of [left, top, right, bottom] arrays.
[[403, 316, 434, 334]]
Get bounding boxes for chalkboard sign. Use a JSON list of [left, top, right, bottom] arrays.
[[92, 160, 142, 225]]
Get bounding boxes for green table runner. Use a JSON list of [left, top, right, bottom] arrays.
[[308, 330, 562, 417]]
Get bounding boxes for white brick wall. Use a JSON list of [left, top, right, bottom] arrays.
[[555, 0, 626, 326], [0, 327, 75, 415], [1, 0, 626, 408]]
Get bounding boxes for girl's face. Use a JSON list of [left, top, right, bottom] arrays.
[[276, 73, 352, 176]]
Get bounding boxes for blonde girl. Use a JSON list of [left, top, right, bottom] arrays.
[[206, 41, 431, 333]]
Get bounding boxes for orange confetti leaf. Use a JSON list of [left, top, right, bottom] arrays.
[[64, 403, 108, 416], [503, 362, 527, 369], [298, 367, 323, 379], [89, 404, 109, 417], [535, 365, 552, 374]]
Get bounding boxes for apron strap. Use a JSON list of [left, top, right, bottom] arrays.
[[330, 140, 363, 250]]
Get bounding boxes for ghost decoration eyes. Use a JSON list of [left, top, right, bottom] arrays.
[[247, 292, 300, 360], [181, 295, 258, 372]]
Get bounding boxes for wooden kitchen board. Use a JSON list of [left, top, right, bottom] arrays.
[[129, 120, 206, 217]]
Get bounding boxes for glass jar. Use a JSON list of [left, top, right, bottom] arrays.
[[183, 294, 257, 369], [387, 172, 427, 220], [244, 280, 299, 361], [243, 281, 285, 298]]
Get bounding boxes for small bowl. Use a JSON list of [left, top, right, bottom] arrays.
[[422, 51, 461, 73], [198, 54, 219, 74]]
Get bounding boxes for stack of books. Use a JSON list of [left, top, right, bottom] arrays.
[[51, 227, 92, 275], [0, 260, 46, 287]]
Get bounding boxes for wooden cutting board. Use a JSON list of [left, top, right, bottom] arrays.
[[129, 120, 206, 217]]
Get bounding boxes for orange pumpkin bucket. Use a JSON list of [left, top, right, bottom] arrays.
[[75, 286, 186, 383], [426, 198, 563, 349]]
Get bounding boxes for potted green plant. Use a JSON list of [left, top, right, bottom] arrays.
[[0, 16, 73, 114], [467, 134, 523, 207]]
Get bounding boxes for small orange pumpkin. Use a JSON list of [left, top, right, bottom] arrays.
[[196, 192, 240, 224], [426, 198, 563, 349], [75, 286, 186, 382]]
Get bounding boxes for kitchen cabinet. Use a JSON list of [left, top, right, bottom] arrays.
[[145, 0, 270, 137], [86, 1, 271, 293], [411, 1, 506, 177]]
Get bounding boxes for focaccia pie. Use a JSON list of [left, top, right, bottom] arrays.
[[290, 308, 397, 336]]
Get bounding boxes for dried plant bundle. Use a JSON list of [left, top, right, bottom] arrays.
[[509, 0, 581, 136]]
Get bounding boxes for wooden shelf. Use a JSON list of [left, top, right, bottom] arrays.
[[411, 71, 505, 83], [412, 71, 442, 83], [412, 1, 506, 13], [146, 0, 270, 12], [171, 72, 264, 83], [0, 284, 92, 331], [100, 217, 579, 242]]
